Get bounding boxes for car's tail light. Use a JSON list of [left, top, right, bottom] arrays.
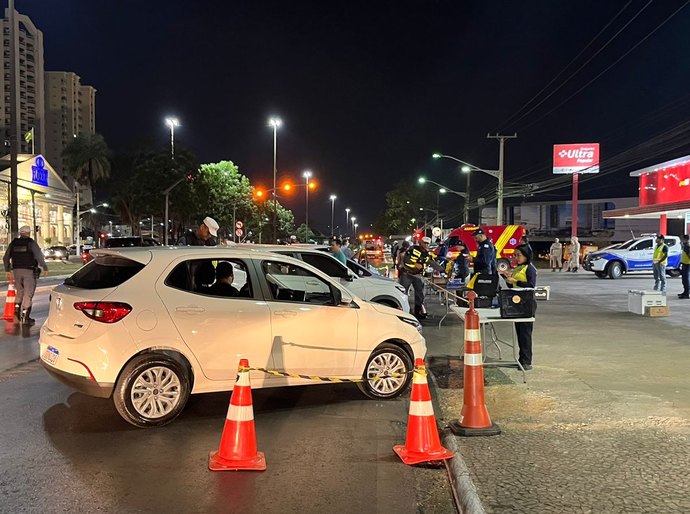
[[73, 302, 132, 323]]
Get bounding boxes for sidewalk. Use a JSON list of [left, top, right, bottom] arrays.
[[424, 272, 690, 513]]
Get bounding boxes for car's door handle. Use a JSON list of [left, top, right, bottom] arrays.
[[306, 281, 320, 286], [274, 310, 298, 317], [176, 306, 205, 313]]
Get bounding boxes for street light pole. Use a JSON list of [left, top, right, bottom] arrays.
[[165, 117, 180, 160], [75, 181, 81, 258], [163, 177, 185, 245], [345, 208, 350, 237], [462, 166, 471, 224], [351, 216, 356, 235], [268, 117, 282, 243], [329, 195, 337, 237], [302, 170, 312, 242], [486, 133, 517, 225]]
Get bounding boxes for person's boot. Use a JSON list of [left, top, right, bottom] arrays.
[[21, 307, 35, 326], [14, 303, 21, 321]]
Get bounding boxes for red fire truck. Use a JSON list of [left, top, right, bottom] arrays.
[[444, 224, 526, 272]]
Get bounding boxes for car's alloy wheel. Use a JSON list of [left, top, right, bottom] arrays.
[[357, 344, 413, 399], [608, 261, 623, 279], [114, 355, 191, 428]]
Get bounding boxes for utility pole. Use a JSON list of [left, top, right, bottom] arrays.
[[486, 133, 517, 226], [9, 0, 18, 239]]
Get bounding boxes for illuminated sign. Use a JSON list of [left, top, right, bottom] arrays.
[[31, 156, 49, 186], [553, 143, 600, 174]]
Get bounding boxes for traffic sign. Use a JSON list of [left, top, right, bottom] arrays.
[[236, 221, 244, 229], [235, 229, 243, 237]]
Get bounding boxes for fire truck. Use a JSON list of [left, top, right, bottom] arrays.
[[444, 224, 526, 273]]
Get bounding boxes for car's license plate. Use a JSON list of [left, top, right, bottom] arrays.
[[42, 346, 59, 365]]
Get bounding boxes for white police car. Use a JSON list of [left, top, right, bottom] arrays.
[[583, 235, 682, 279]]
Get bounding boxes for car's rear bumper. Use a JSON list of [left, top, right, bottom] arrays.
[[41, 361, 114, 399]]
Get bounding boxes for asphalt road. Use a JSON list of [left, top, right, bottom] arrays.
[[0, 286, 455, 514]]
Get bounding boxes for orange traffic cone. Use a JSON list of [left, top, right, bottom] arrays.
[[394, 358, 454, 465], [450, 291, 501, 436], [2, 280, 16, 321], [209, 359, 266, 471]]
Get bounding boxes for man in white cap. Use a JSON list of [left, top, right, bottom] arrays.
[[399, 236, 444, 319], [177, 216, 219, 246], [3, 226, 48, 325]]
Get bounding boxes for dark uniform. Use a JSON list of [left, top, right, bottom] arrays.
[[3, 231, 48, 324], [399, 242, 443, 318], [176, 230, 216, 246], [474, 238, 497, 275]]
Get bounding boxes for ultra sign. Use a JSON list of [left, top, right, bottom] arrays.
[[553, 143, 600, 174]]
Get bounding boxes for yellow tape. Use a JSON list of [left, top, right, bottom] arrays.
[[240, 365, 418, 384]]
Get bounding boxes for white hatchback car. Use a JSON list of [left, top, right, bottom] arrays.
[[238, 244, 410, 312], [39, 247, 426, 427]]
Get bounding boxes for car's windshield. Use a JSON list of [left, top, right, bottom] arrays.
[[617, 239, 638, 250]]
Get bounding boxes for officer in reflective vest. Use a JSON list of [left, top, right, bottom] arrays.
[[3, 226, 49, 325], [652, 234, 668, 293], [399, 236, 443, 319], [678, 234, 690, 299]]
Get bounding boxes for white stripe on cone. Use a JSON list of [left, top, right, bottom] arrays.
[[409, 400, 435, 417], [464, 353, 483, 366], [226, 404, 255, 422], [464, 328, 480, 341]]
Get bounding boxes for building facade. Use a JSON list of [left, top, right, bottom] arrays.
[[1, 7, 45, 155], [44, 71, 96, 175]]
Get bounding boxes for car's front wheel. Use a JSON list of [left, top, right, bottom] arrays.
[[113, 354, 191, 428], [357, 343, 413, 400], [608, 261, 623, 279]]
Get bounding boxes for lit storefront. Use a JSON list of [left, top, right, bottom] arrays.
[[603, 155, 690, 235], [0, 154, 75, 248]]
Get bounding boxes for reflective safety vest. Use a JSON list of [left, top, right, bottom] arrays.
[[653, 243, 668, 266], [682, 243, 690, 265], [403, 246, 430, 275], [512, 264, 528, 284]]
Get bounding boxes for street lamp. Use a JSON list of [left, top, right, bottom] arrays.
[[268, 117, 282, 242], [76, 202, 108, 257], [329, 195, 337, 237], [302, 170, 313, 242], [165, 117, 180, 160], [345, 208, 351, 236], [350, 216, 356, 234]]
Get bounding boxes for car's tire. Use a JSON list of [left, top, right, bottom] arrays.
[[373, 298, 401, 310], [497, 259, 511, 273], [357, 343, 413, 400], [595, 272, 607, 279], [608, 261, 623, 279], [113, 354, 191, 428]]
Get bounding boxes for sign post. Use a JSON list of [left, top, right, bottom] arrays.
[[553, 143, 600, 238]]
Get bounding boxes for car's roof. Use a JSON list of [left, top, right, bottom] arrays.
[[90, 245, 316, 261], [237, 243, 330, 254]]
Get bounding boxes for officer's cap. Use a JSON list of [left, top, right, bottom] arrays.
[[473, 229, 485, 236]]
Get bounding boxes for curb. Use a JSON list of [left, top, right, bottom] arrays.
[[427, 364, 486, 514]]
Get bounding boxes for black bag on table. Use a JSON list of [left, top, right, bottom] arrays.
[[499, 288, 536, 319]]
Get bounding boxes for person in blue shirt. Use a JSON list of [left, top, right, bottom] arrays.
[[472, 229, 497, 275], [331, 238, 348, 265]]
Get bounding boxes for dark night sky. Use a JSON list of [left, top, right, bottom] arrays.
[[19, 0, 690, 232]]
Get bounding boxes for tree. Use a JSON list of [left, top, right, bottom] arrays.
[[375, 180, 437, 236], [62, 133, 112, 189], [295, 224, 317, 243]]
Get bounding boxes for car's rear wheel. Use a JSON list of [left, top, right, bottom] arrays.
[[497, 259, 511, 273], [608, 261, 623, 279], [357, 343, 413, 399], [113, 354, 191, 428]]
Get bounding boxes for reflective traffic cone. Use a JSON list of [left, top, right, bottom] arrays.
[[209, 358, 266, 471], [2, 280, 16, 321], [394, 358, 454, 465], [450, 291, 501, 436]]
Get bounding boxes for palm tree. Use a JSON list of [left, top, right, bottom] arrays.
[[62, 133, 111, 189]]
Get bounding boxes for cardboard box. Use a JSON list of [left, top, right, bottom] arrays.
[[645, 306, 669, 317], [534, 285, 550, 301]]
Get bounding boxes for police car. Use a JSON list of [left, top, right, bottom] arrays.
[[583, 235, 682, 279]]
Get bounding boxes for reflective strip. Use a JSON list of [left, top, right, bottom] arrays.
[[464, 353, 483, 366], [495, 226, 517, 255], [413, 373, 428, 385], [236, 371, 250, 386], [465, 328, 481, 341], [409, 400, 435, 417], [227, 404, 254, 422]]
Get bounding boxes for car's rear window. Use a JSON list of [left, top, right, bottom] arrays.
[[64, 256, 145, 289]]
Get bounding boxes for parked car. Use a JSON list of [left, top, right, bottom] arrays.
[[43, 245, 69, 261], [40, 247, 425, 427], [104, 236, 161, 248], [239, 244, 410, 311], [583, 235, 682, 279]]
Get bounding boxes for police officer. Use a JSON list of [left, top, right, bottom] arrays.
[[678, 234, 690, 299], [472, 229, 497, 275], [3, 226, 48, 325], [398, 236, 443, 319]]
